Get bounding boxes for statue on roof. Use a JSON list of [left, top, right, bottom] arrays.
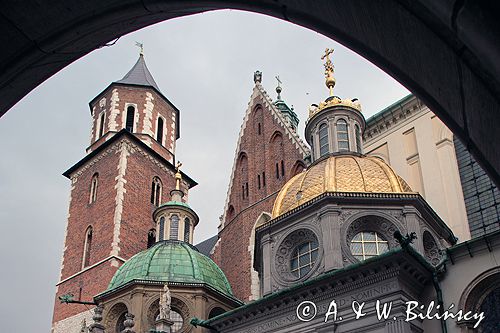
[[158, 283, 172, 320]]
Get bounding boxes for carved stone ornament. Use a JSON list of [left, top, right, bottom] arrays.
[[274, 228, 321, 284], [342, 215, 404, 264], [423, 231, 441, 266]]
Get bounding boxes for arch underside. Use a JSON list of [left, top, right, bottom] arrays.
[[1, 0, 499, 186]]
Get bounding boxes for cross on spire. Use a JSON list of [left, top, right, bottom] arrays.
[[275, 75, 282, 100], [321, 48, 336, 95]]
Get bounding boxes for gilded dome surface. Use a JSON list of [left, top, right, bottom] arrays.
[[272, 155, 413, 217]]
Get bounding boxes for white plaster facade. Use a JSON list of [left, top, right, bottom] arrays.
[[364, 96, 470, 242]]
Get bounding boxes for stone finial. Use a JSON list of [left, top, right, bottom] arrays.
[[254, 70, 262, 84], [89, 304, 105, 333], [121, 313, 136, 333]]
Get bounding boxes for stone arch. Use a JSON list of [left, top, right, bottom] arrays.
[[457, 267, 500, 331], [2, 2, 499, 189], [341, 212, 405, 264], [236, 151, 249, 203], [253, 105, 264, 136], [422, 230, 441, 266], [272, 226, 323, 286], [146, 296, 160, 330], [103, 302, 129, 331], [208, 306, 227, 319], [248, 212, 272, 300], [291, 160, 306, 177], [459, 267, 500, 314], [226, 204, 235, 221]]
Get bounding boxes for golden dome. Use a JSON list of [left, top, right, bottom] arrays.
[[272, 155, 413, 217]]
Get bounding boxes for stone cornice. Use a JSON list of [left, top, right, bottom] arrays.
[[364, 95, 427, 144], [203, 249, 432, 330]]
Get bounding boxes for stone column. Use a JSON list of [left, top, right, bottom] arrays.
[[154, 318, 174, 333], [385, 319, 411, 333], [319, 207, 342, 270], [89, 304, 105, 333], [261, 233, 273, 296], [403, 206, 423, 253]]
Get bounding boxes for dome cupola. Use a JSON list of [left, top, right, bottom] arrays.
[[305, 48, 366, 161], [153, 162, 199, 244]]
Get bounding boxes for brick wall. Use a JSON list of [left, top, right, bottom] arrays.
[[213, 92, 306, 301], [89, 85, 177, 162], [53, 136, 191, 326]]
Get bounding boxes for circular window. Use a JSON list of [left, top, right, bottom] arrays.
[[170, 310, 184, 332], [290, 240, 319, 278], [350, 231, 389, 261]]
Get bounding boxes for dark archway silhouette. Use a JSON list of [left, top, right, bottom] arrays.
[[1, 1, 499, 185]]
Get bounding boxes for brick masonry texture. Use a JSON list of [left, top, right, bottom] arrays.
[[89, 85, 177, 162], [212, 94, 306, 301], [53, 115, 188, 325]]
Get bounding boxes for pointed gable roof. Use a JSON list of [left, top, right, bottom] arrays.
[[115, 54, 160, 90], [219, 81, 310, 230]]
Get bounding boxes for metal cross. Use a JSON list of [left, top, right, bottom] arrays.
[[275, 75, 282, 88], [321, 47, 334, 61]]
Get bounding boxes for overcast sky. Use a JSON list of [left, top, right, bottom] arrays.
[[0, 10, 410, 332]]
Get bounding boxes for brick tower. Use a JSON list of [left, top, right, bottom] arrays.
[[211, 72, 309, 301], [51, 52, 196, 332]]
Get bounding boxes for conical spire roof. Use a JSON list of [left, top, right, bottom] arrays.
[[115, 54, 160, 90]]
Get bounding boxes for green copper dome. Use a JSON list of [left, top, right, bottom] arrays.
[[107, 240, 233, 296]]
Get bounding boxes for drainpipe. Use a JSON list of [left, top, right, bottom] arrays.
[[432, 271, 448, 333]]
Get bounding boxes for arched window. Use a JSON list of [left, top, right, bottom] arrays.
[[125, 106, 135, 132], [209, 307, 226, 319], [150, 177, 162, 206], [184, 217, 191, 243], [355, 124, 362, 153], [336, 119, 349, 151], [158, 217, 165, 241], [170, 215, 179, 240], [227, 205, 235, 221], [156, 117, 164, 144], [89, 173, 99, 203], [310, 135, 315, 158], [319, 123, 329, 156], [147, 229, 156, 248], [98, 112, 106, 138], [82, 226, 93, 268]]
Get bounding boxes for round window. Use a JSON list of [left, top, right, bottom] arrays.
[[290, 240, 319, 278], [350, 231, 388, 261], [170, 310, 184, 332]]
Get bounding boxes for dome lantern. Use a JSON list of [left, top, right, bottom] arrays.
[[305, 48, 365, 161], [153, 162, 199, 244]]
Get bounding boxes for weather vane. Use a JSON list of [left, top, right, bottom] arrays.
[[321, 48, 336, 96], [135, 41, 144, 55]]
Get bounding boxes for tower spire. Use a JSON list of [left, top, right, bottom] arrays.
[[321, 48, 335, 96]]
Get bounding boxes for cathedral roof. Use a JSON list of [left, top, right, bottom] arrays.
[[115, 54, 160, 90], [107, 240, 234, 297], [272, 154, 413, 217]]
